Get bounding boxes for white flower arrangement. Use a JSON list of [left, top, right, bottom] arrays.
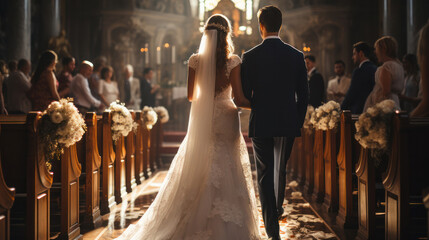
[[109, 101, 138, 141], [303, 105, 315, 131], [309, 101, 341, 131], [355, 99, 396, 150], [154, 106, 169, 124], [142, 106, 158, 129], [39, 98, 86, 170]]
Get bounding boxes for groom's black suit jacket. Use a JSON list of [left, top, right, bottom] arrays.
[[241, 38, 309, 138]]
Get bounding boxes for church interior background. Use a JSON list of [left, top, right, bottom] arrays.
[[0, 0, 428, 131]]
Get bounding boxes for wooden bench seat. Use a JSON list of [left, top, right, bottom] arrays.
[[0, 113, 53, 239], [0, 125, 15, 240]]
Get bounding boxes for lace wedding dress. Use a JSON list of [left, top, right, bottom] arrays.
[[117, 30, 260, 240]]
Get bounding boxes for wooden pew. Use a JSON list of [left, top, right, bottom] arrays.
[[134, 111, 144, 185], [355, 146, 376, 239], [336, 111, 359, 228], [125, 111, 137, 193], [57, 144, 82, 239], [150, 121, 161, 171], [303, 129, 315, 195], [0, 126, 15, 240], [77, 113, 102, 230], [323, 128, 340, 212], [382, 112, 429, 239], [0, 113, 53, 239], [114, 125, 127, 204], [312, 129, 325, 203], [143, 125, 152, 177], [100, 112, 116, 214]]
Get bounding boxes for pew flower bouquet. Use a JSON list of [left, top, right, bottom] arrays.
[[355, 99, 396, 151], [303, 105, 315, 132], [154, 106, 169, 124], [309, 101, 341, 131], [109, 101, 138, 141], [142, 106, 158, 129], [40, 98, 86, 170]]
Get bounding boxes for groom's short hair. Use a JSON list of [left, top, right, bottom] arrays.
[[258, 5, 282, 33]]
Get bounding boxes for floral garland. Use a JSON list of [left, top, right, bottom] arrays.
[[355, 100, 396, 151], [154, 106, 169, 124], [109, 101, 138, 141], [303, 105, 315, 132], [309, 101, 341, 131], [354, 100, 397, 167], [142, 106, 158, 129], [39, 98, 86, 170]]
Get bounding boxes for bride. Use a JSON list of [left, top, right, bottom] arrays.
[[117, 14, 260, 240]]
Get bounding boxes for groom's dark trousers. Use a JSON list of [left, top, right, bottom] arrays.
[[252, 136, 295, 237], [241, 38, 309, 240]]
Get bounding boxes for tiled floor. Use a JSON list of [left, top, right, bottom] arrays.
[[82, 171, 338, 240]]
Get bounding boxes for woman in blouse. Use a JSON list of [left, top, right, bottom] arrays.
[[364, 36, 404, 111], [98, 66, 119, 108]]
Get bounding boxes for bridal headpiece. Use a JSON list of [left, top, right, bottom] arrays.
[[205, 23, 229, 33]]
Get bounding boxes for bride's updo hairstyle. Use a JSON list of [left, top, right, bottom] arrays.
[[205, 14, 234, 70]]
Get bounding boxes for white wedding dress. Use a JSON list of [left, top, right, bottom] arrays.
[[117, 30, 260, 240]]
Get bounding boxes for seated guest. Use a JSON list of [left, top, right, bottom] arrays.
[[57, 56, 76, 98], [4, 59, 32, 114], [70, 61, 103, 114], [364, 36, 404, 111], [28, 50, 60, 111], [326, 60, 351, 103], [8, 60, 17, 74], [399, 54, 420, 113], [304, 55, 324, 107], [88, 56, 106, 101], [411, 21, 429, 117], [124, 64, 140, 110], [98, 66, 119, 107], [341, 42, 377, 114], [140, 67, 160, 108]]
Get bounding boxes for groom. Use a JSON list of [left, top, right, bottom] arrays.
[[240, 6, 308, 240]]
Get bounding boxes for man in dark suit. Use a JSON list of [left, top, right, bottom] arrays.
[[341, 42, 377, 114], [140, 67, 159, 108], [304, 55, 325, 107], [240, 6, 308, 240]]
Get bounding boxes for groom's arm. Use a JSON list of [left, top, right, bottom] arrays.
[[241, 52, 252, 101], [296, 53, 309, 128]]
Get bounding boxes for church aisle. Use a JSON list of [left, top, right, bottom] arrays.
[[82, 171, 338, 240]]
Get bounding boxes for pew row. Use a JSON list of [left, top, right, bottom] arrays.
[[0, 125, 15, 240], [336, 111, 359, 228], [125, 111, 137, 193], [100, 112, 116, 214], [323, 128, 339, 212], [312, 130, 325, 203], [0, 113, 53, 239], [77, 112, 102, 230], [134, 111, 144, 185], [382, 112, 429, 239]]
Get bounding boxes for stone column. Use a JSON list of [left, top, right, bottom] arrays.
[[407, 0, 429, 53], [40, 0, 61, 50], [382, 0, 406, 57], [6, 0, 31, 60], [406, 0, 416, 53]]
